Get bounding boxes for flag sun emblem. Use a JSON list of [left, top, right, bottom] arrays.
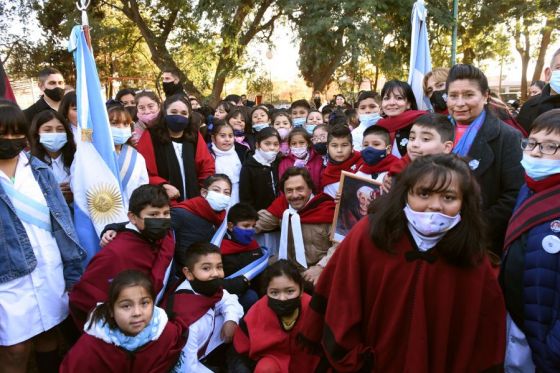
[[86, 183, 124, 224]]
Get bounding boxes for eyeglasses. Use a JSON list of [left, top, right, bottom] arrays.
[[312, 135, 327, 143], [521, 138, 560, 155]]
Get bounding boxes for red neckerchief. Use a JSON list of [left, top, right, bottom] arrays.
[[321, 151, 363, 187], [173, 196, 226, 226], [358, 154, 400, 175], [388, 154, 411, 176], [377, 110, 427, 133], [525, 173, 560, 193], [266, 192, 335, 224], [221, 237, 260, 255]]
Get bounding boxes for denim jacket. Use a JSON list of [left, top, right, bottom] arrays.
[[0, 154, 86, 289]]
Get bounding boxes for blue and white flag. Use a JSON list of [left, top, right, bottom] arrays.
[[408, 0, 432, 111], [68, 25, 127, 264]]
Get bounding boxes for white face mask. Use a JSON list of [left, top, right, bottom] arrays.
[[290, 146, 308, 159], [403, 204, 461, 251], [521, 153, 560, 180], [205, 190, 231, 211], [550, 70, 560, 94], [255, 148, 278, 163]]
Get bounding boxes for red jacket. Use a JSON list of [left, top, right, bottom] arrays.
[[278, 149, 324, 192]]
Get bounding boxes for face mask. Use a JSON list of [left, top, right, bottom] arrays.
[[277, 127, 290, 140], [268, 296, 301, 317], [140, 217, 171, 242], [304, 124, 316, 135], [233, 129, 245, 137], [125, 106, 138, 121], [253, 123, 269, 132], [190, 278, 223, 297], [550, 70, 560, 94], [232, 226, 256, 245], [313, 97, 321, 107], [162, 81, 183, 97], [165, 115, 189, 132], [205, 190, 231, 211], [404, 204, 461, 236], [293, 117, 306, 127], [359, 113, 381, 127], [361, 146, 387, 165], [0, 138, 27, 159], [111, 127, 132, 145], [430, 91, 448, 113], [313, 142, 327, 155], [521, 153, 560, 180], [43, 87, 65, 102], [137, 112, 159, 125], [255, 148, 278, 163], [39, 133, 67, 153], [291, 146, 308, 159]]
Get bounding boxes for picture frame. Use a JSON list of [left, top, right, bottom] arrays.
[[331, 171, 383, 242]]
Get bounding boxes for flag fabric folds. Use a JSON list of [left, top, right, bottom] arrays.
[[408, 0, 432, 111], [68, 25, 127, 264], [0, 60, 16, 103]]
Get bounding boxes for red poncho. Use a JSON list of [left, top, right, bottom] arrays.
[[266, 192, 335, 224], [388, 154, 411, 176], [357, 154, 400, 175], [377, 110, 427, 142], [173, 196, 226, 226], [297, 218, 506, 372], [321, 152, 363, 187]]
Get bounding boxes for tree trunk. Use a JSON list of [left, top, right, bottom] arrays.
[[532, 15, 555, 83], [373, 65, 379, 92], [514, 20, 531, 102]]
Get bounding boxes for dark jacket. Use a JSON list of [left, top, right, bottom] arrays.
[[23, 97, 56, 124], [467, 112, 524, 254], [517, 84, 560, 132], [239, 155, 279, 211]]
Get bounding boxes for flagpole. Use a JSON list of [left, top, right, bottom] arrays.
[[451, 0, 458, 65], [76, 0, 92, 50]]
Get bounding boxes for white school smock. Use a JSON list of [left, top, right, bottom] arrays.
[[48, 155, 70, 184], [0, 153, 68, 346], [172, 141, 187, 199]]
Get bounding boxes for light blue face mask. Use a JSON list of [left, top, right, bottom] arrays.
[[252, 123, 269, 132], [111, 127, 132, 145], [550, 70, 560, 94], [293, 117, 306, 127], [359, 113, 381, 128], [521, 153, 560, 180], [304, 124, 316, 135], [39, 132, 68, 153]]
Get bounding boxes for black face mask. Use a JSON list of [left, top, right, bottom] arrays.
[[190, 278, 223, 297], [140, 218, 171, 242], [430, 90, 448, 113], [0, 138, 27, 159], [125, 106, 138, 122], [162, 81, 183, 97], [268, 296, 301, 317], [43, 87, 65, 102], [313, 142, 327, 156]]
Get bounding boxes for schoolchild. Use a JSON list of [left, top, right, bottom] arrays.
[[230, 260, 319, 372], [70, 184, 174, 329], [351, 91, 382, 151], [321, 125, 362, 198], [134, 90, 161, 142], [239, 127, 281, 211], [227, 107, 253, 150], [304, 110, 323, 135], [250, 106, 271, 134], [62, 270, 190, 372], [355, 125, 399, 184], [290, 99, 311, 128], [271, 111, 292, 155], [278, 127, 323, 192], [169, 243, 244, 372], [311, 124, 329, 163]]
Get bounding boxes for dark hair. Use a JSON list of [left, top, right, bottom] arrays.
[[356, 91, 381, 106], [212, 120, 234, 136], [215, 100, 233, 114], [290, 99, 311, 111], [203, 173, 232, 190], [227, 203, 258, 225], [107, 106, 134, 145], [0, 99, 30, 139], [321, 106, 334, 115], [313, 123, 328, 135], [128, 184, 170, 215], [271, 111, 292, 127], [178, 242, 221, 269], [226, 107, 250, 133], [380, 80, 418, 111], [256, 126, 281, 144], [261, 259, 303, 294], [327, 124, 352, 144], [279, 167, 315, 192], [135, 90, 162, 108], [446, 64, 490, 95], [412, 113, 455, 142], [38, 67, 62, 83], [29, 110, 76, 169], [306, 110, 321, 120], [87, 270, 154, 331], [287, 127, 311, 147], [163, 67, 181, 79], [249, 106, 270, 126], [328, 109, 348, 127], [530, 109, 560, 136], [153, 94, 199, 143], [58, 91, 77, 124], [363, 125, 390, 146], [369, 154, 487, 267], [530, 80, 545, 90], [225, 94, 242, 105], [115, 88, 136, 102]]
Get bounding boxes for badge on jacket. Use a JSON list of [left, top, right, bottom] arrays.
[[542, 235, 560, 254], [550, 220, 560, 233]]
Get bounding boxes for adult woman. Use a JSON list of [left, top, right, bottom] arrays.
[[377, 80, 426, 157], [137, 94, 214, 201], [297, 154, 506, 372], [0, 100, 85, 373], [134, 90, 161, 141], [29, 110, 76, 204], [446, 64, 523, 254]]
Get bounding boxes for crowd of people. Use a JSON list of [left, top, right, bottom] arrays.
[[0, 47, 559, 373]]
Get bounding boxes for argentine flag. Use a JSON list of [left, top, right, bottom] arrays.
[[68, 26, 127, 264], [408, 0, 432, 111]]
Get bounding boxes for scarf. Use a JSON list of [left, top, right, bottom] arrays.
[[321, 151, 363, 187], [388, 154, 411, 176], [377, 110, 427, 134], [212, 143, 241, 184], [503, 178, 560, 251], [253, 150, 272, 166], [358, 154, 400, 175], [174, 196, 226, 226], [220, 237, 261, 255], [86, 305, 167, 351], [452, 110, 486, 156]]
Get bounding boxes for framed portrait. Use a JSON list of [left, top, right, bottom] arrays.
[[331, 171, 383, 242]]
